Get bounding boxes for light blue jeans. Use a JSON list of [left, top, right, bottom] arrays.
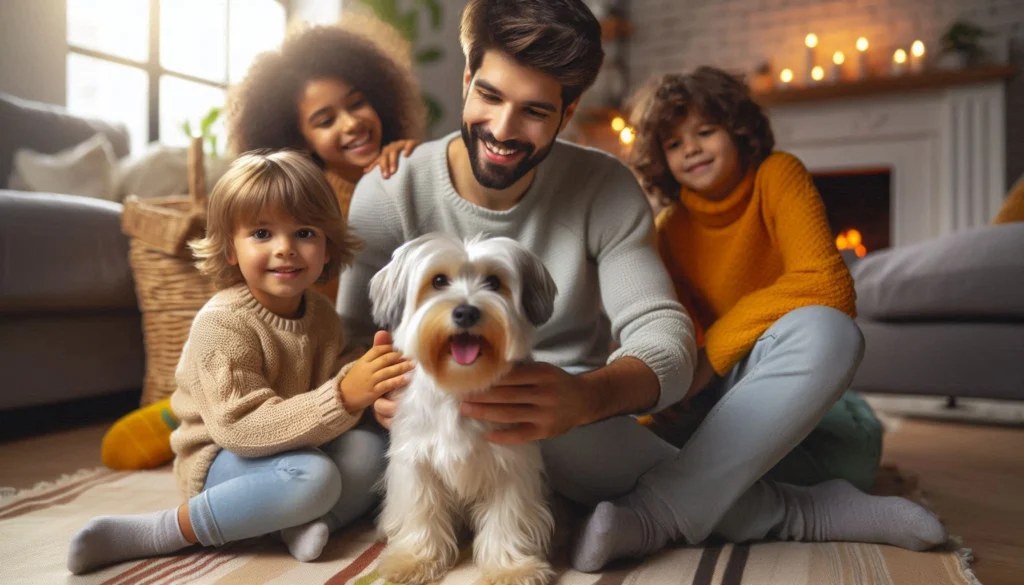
[[188, 423, 387, 547], [542, 305, 869, 544]]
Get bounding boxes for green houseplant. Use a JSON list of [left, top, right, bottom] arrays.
[[180, 105, 223, 158], [359, 0, 445, 131], [938, 19, 989, 69]]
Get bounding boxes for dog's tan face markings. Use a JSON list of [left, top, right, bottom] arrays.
[[415, 301, 510, 395], [414, 260, 462, 309]]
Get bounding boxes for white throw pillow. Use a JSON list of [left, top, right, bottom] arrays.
[[113, 142, 233, 202], [7, 133, 118, 200]]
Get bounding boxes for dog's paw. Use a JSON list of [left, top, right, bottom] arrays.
[[481, 557, 554, 585], [377, 548, 453, 585]]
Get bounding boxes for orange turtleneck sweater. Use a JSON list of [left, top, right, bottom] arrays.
[[310, 170, 357, 303], [656, 151, 856, 375]]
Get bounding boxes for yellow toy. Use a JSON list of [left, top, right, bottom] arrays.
[[101, 397, 179, 470]]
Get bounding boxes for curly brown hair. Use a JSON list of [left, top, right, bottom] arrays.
[[627, 66, 774, 202], [226, 13, 425, 160]]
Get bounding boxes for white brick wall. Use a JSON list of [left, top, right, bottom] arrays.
[[625, 0, 1024, 185]]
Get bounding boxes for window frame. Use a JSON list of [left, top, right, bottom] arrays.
[[66, 0, 290, 145]]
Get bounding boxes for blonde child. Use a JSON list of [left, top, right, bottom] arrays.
[[101, 15, 427, 472], [570, 67, 946, 571], [68, 151, 414, 574]]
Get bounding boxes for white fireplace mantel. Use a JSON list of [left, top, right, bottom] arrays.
[[767, 78, 1007, 248]]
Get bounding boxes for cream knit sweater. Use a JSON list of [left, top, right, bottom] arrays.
[[169, 283, 360, 498]]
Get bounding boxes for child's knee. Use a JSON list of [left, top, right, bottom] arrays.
[[275, 451, 343, 520]]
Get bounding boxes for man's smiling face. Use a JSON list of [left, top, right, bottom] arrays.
[[460, 51, 575, 190]]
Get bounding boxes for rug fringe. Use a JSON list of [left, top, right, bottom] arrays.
[[0, 466, 109, 503], [948, 536, 983, 585]]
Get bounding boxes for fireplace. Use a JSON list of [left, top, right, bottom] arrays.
[[812, 168, 892, 256]]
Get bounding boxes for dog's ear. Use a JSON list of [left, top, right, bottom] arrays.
[[369, 242, 416, 331], [516, 248, 558, 327]]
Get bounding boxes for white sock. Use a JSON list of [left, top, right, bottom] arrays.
[[67, 508, 191, 574], [279, 518, 330, 562]]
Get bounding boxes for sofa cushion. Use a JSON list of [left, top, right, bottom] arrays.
[[8, 133, 118, 201], [0, 190, 138, 313], [852, 222, 1024, 320], [0, 93, 130, 190]]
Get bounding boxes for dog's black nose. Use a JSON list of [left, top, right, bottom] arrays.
[[451, 304, 481, 328]]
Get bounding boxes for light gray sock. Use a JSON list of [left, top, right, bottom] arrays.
[[571, 488, 675, 573], [715, 479, 948, 551], [67, 508, 191, 574], [279, 518, 330, 562]]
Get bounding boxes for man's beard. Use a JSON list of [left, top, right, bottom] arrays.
[[461, 123, 555, 190]]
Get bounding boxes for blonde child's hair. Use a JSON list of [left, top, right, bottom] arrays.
[[190, 150, 363, 289]]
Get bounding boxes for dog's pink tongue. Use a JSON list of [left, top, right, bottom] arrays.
[[450, 337, 481, 365]]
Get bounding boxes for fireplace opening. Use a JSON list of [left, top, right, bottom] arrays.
[[811, 168, 892, 257]]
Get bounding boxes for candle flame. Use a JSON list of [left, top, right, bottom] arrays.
[[811, 66, 825, 81], [856, 37, 869, 52], [611, 116, 625, 132], [911, 40, 925, 57], [833, 51, 845, 65], [805, 33, 818, 48], [780, 68, 794, 83], [619, 127, 635, 145], [894, 49, 907, 64]]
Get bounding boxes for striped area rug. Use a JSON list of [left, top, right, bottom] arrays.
[[0, 468, 980, 585]]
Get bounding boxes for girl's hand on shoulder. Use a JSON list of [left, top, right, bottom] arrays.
[[338, 334, 415, 414], [365, 139, 421, 179]]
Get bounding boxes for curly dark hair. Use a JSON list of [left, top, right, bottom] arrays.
[[227, 14, 426, 159], [627, 66, 774, 202]]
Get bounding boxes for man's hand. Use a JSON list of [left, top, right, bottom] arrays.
[[339, 330, 414, 414], [459, 362, 597, 445]]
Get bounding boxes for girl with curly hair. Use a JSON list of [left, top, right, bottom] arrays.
[[573, 66, 943, 571]]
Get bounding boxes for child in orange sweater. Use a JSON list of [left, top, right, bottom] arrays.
[[570, 67, 946, 572], [633, 66, 883, 490]]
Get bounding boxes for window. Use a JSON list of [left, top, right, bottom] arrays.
[[66, 0, 287, 153]]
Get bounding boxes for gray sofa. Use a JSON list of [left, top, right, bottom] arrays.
[[0, 93, 144, 410], [849, 222, 1024, 400]]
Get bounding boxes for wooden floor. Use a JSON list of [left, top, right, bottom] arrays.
[[1, 413, 1022, 584]]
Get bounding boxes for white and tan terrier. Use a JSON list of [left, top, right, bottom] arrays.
[[369, 232, 558, 585]]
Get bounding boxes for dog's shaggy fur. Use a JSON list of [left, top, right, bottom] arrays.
[[370, 233, 558, 585]]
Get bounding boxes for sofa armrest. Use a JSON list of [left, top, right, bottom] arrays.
[[0, 190, 138, 313], [852, 222, 1024, 321]]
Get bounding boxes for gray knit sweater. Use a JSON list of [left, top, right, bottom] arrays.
[[337, 133, 696, 411]]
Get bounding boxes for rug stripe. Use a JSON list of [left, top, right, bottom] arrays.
[[135, 550, 220, 585], [0, 469, 112, 512], [324, 540, 385, 585], [0, 470, 122, 519], [144, 547, 240, 585], [99, 557, 166, 585], [720, 544, 749, 585], [691, 545, 723, 585], [101, 553, 196, 585]]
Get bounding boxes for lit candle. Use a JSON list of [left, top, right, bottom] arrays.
[[619, 127, 635, 145], [611, 116, 625, 132], [856, 37, 869, 79], [831, 51, 845, 81], [811, 66, 825, 83], [805, 33, 818, 82], [910, 40, 925, 73], [892, 48, 907, 75], [779, 68, 794, 89]]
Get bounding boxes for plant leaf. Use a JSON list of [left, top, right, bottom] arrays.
[[415, 47, 443, 64], [423, 94, 444, 130], [181, 119, 193, 138], [200, 106, 222, 134], [396, 11, 418, 43], [416, 0, 442, 30]]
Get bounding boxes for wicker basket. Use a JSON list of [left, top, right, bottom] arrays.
[[122, 138, 218, 406]]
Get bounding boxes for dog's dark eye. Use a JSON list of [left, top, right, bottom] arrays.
[[483, 275, 501, 291], [432, 275, 450, 289]]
